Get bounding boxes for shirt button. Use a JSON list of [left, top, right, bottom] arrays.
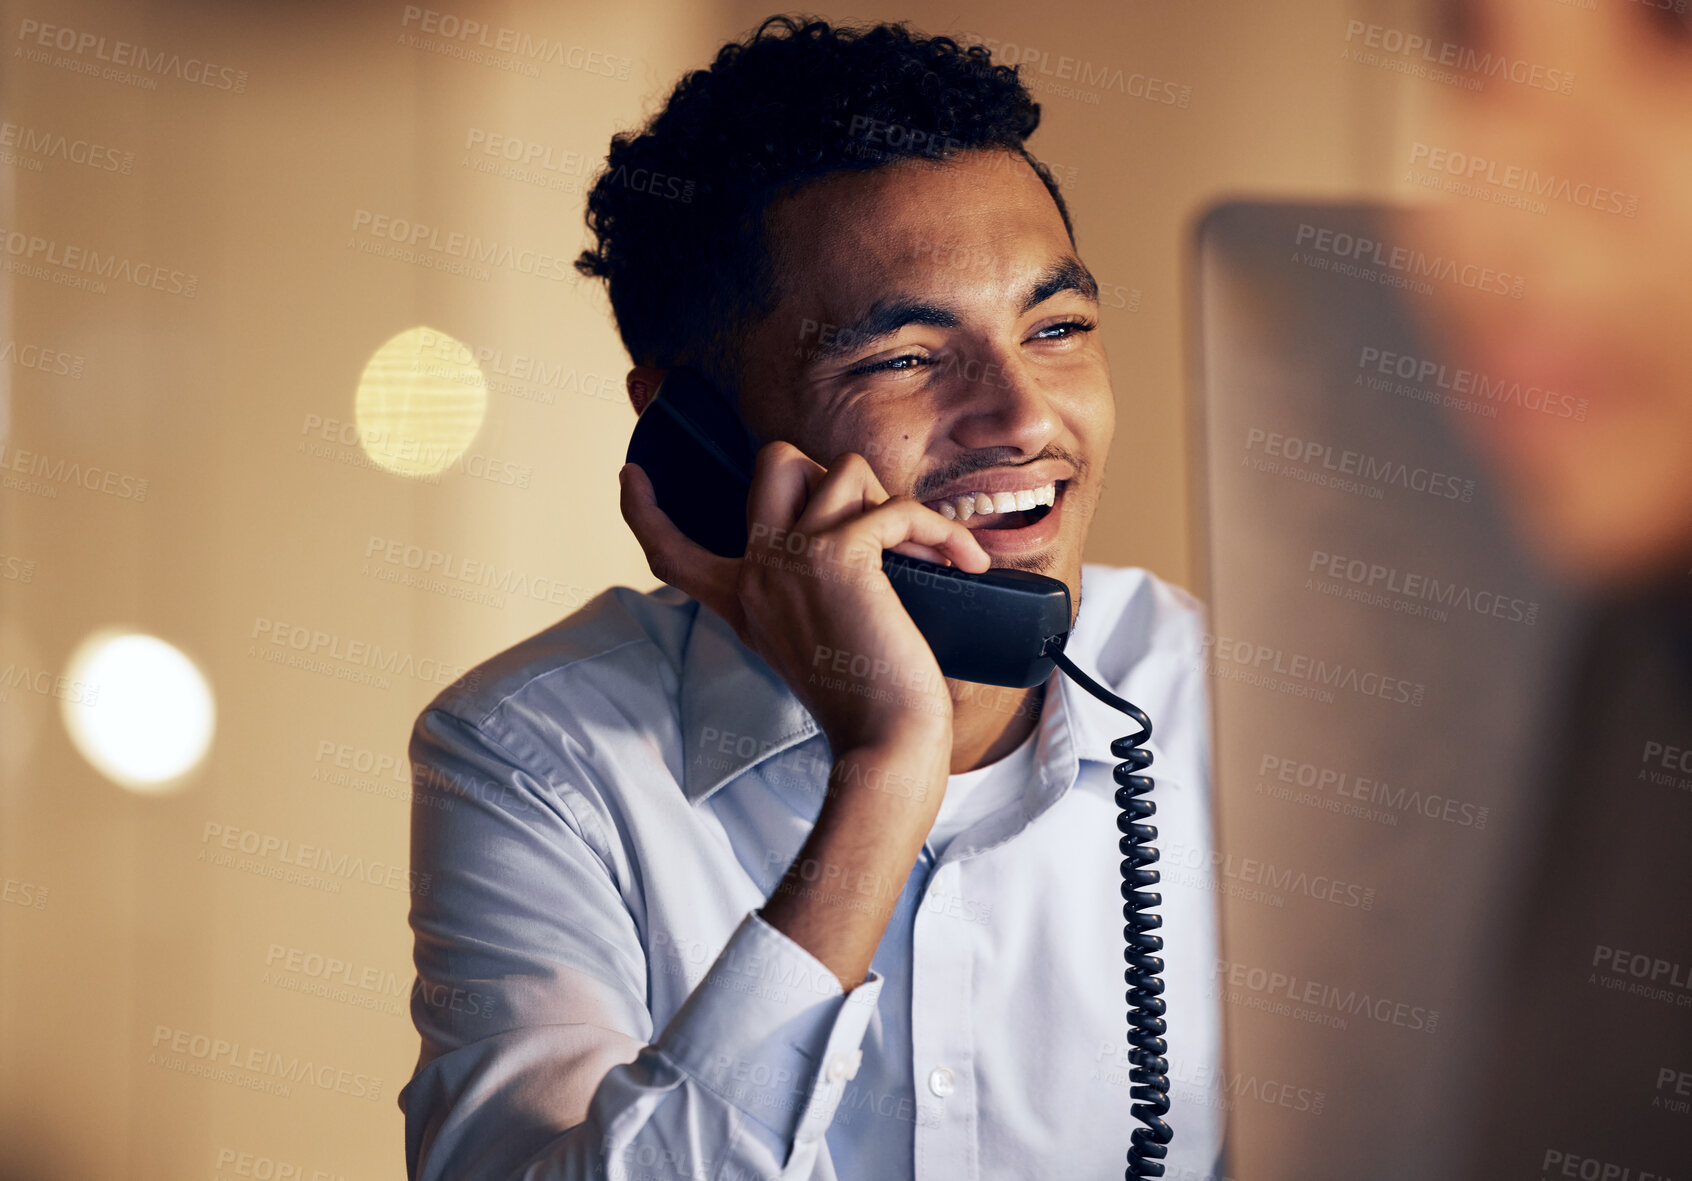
[[828, 1050, 862, 1082], [928, 1066, 955, 1097]]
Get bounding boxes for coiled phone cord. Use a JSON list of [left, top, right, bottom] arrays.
[[1044, 641, 1172, 1180]]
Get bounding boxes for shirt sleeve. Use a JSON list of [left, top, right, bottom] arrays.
[[400, 706, 884, 1181]]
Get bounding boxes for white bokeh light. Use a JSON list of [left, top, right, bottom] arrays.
[[60, 630, 216, 794]]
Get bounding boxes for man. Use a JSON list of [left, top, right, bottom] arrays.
[[1418, 0, 1692, 590], [399, 16, 1222, 1180], [1404, 2, 1692, 1175]]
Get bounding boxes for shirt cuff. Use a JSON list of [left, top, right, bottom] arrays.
[[653, 908, 884, 1149]]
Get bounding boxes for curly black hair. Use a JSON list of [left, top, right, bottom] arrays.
[[573, 14, 1073, 391]]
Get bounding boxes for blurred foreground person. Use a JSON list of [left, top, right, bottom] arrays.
[[1408, 2, 1692, 1174]]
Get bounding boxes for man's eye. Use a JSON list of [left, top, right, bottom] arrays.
[[847, 320, 1095, 375], [1034, 318, 1097, 340], [849, 353, 930, 376]]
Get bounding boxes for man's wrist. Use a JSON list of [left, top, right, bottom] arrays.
[[826, 730, 949, 810], [824, 738, 946, 811]]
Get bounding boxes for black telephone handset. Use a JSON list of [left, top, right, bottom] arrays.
[[626, 366, 1176, 1178]]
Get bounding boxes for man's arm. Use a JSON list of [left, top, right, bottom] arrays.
[[618, 446, 976, 998], [403, 446, 974, 1178], [760, 731, 950, 993], [401, 707, 888, 1181]]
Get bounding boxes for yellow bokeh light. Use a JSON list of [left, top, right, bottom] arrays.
[[355, 326, 487, 477], [60, 629, 216, 795]]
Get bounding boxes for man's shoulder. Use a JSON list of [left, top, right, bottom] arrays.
[[417, 582, 699, 732]]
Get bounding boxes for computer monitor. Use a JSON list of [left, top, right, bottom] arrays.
[[1187, 200, 1590, 1180]]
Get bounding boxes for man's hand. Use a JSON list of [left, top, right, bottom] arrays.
[[619, 441, 990, 756], [621, 441, 990, 989]]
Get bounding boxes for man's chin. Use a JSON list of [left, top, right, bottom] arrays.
[[980, 538, 1069, 577]]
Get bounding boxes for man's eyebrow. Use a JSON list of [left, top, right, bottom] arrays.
[[804, 298, 958, 362], [1021, 256, 1099, 314], [807, 255, 1100, 363]]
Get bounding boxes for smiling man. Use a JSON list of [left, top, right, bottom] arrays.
[[399, 16, 1222, 1181]]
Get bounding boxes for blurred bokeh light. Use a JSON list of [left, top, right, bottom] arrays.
[[60, 630, 216, 794], [354, 326, 487, 478]]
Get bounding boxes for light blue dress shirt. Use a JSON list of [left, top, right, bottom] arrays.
[[399, 563, 1224, 1181]]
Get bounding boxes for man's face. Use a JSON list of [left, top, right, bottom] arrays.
[[733, 149, 1114, 611], [1416, 0, 1692, 587]]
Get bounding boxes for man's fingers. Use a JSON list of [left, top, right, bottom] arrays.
[[851, 499, 991, 573], [885, 540, 957, 565], [766, 449, 988, 574], [747, 441, 824, 551], [791, 451, 891, 539], [624, 445, 985, 648], [618, 463, 742, 625]]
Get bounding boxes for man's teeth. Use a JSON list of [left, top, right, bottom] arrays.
[[934, 483, 1056, 522]]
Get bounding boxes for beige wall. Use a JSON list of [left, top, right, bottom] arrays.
[[0, 0, 1412, 1175]]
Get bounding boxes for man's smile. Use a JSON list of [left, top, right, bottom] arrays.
[[922, 479, 1069, 554]]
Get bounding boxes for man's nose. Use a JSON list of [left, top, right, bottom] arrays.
[[942, 350, 1060, 454]]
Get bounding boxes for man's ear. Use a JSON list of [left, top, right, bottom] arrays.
[[626, 365, 665, 416]]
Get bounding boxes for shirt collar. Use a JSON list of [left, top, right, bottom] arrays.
[[1052, 649, 1138, 768], [679, 605, 820, 805], [677, 568, 1135, 807]]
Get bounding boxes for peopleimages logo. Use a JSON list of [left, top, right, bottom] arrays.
[[1541, 1148, 1682, 1181], [16, 17, 250, 91], [1164, 839, 1379, 911], [1355, 345, 1588, 422], [956, 32, 1192, 107], [1408, 142, 1638, 218], [0, 226, 198, 297], [1306, 547, 1541, 627], [1341, 20, 1574, 95], [397, 6, 632, 79], [0, 445, 148, 501], [149, 1024, 381, 1101], [1295, 222, 1525, 299], [1245, 426, 1477, 504], [349, 208, 576, 283], [1211, 958, 1441, 1034], [1198, 628, 1428, 708], [1257, 752, 1490, 830], [199, 821, 434, 896], [0, 119, 134, 174]]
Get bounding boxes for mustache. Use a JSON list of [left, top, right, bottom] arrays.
[[910, 446, 1086, 500]]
